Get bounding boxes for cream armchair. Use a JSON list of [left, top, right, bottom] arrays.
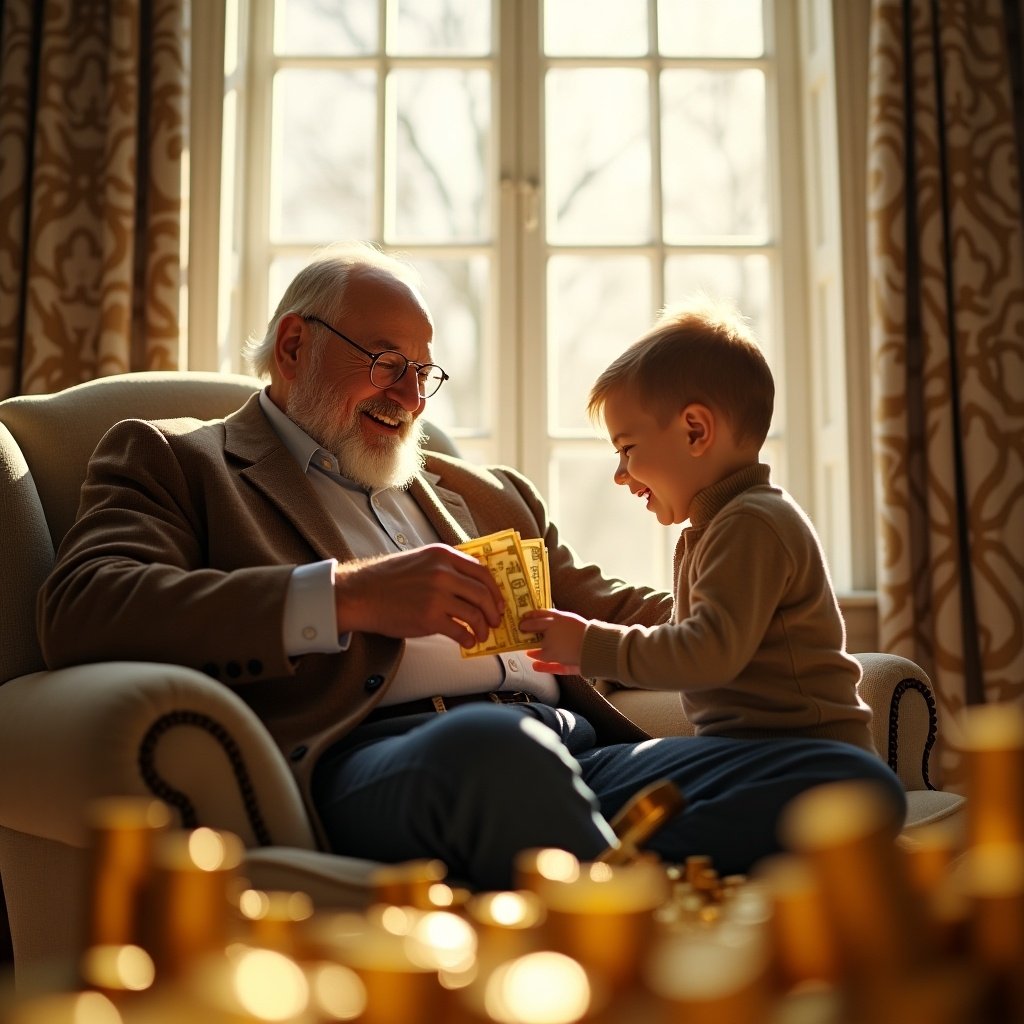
[[0, 371, 964, 978]]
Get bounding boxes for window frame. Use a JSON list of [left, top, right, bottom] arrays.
[[188, 0, 877, 631]]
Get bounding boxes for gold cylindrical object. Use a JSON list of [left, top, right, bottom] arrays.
[[599, 778, 685, 865], [142, 827, 244, 981], [234, 888, 313, 956], [779, 780, 931, 984], [645, 920, 772, 1024], [371, 858, 449, 909], [84, 798, 172, 950], [303, 906, 442, 1024], [532, 858, 670, 992], [960, 843, 1024, 1020], [961, 702, 1024, 851], [755, 853, 840, 991], [465, 890, 546, 976]]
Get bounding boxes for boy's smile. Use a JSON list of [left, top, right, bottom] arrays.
[[601, 388, 708, 526]]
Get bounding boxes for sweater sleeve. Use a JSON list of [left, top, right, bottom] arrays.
[[579, 509, 797, 690]]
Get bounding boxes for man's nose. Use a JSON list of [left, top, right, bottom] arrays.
[[387, 369, 424, 409]]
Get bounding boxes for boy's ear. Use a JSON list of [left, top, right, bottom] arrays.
[[274, 313, 306, 382], [680, 403, 715, 454]]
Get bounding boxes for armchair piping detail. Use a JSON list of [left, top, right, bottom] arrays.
[[888, 678, 938, 792], [139, 710, 274, 845]]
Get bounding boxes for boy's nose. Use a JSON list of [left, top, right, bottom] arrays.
[[613, 462, 630, 486]]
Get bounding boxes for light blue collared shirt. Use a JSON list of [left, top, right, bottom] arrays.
[[261, 390, 559, 705]]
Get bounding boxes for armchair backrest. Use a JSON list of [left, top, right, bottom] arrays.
[[0, 371, 262, 683], [0, 369, 461, 685]]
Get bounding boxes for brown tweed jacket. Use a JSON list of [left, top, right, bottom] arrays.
[[38, 393, 672, 814]]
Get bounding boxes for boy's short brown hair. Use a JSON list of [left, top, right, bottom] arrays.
[[588, 295, 775, 448]]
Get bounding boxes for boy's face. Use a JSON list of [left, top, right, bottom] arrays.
[[602, 388, 708, 526]]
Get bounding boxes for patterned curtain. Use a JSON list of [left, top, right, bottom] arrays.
[[867, 0, 1024, 789], [0, 0, 187, 399]]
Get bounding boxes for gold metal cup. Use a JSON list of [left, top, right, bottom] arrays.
[[142, 827, 244, 981], [531, 858, 670, 993], [961, 702, 1024, 851], [83, 798, 172, 950]]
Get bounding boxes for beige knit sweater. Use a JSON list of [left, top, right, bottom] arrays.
[[580, 464, 875, 752]]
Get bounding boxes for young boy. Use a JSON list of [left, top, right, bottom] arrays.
[[520, 297, 875, 752]]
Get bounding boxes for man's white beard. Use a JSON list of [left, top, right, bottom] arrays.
[[286, 367, 425, 491]]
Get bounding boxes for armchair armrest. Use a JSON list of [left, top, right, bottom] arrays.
[[0, 662, 316, 851], [853, 652, 941, 793]]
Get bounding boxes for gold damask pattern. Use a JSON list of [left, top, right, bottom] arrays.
[[0, 0, 186, 400], [867, 0, 1024, 789]]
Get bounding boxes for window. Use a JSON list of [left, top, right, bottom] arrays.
[[192, 0, 872, 598]]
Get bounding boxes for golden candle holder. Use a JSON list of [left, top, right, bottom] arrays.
[[778, 780, 932, 987], [644, 919, 772, 1024], [465, 890, 547, 978], [959, 843, 1024, 1020], [529, 857, 670, 993], [83, 798, 172, 950], [234, 889, 314, 957], [961, 702, 1024, 851], [370, 858, 453, 909], [141, 827, 244, 981], [300, 906, 444, 1024], [753, 853, 840, 991], [456, 949, 608, 1024], [4, 991, 123, 1024]]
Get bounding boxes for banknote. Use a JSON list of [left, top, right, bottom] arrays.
[[457, 529, 551, 657]]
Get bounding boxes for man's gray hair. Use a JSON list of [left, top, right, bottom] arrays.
[[242, 241, 424, 379]]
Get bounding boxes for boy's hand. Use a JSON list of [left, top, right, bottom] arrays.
[[520, 609, 588, 675]]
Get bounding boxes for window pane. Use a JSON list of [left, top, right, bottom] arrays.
[[410, 256, 490, 433], [271, 69, 376, 242], [547, 255, 652, 432], [544, 0, 647, 56], [663, 252, 779, 431], [546, 69, 651, 244], [268, 253, 312, 320], [660, 69, 768, 242], [390, 0, 490, 55], [552, 452, 671, 591], [275, 0, 377, 55], [389, 70, 490, 243], [658, 0, 764, 57]]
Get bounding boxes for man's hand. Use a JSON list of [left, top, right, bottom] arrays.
[[333, 544, 506, 648], [519, 608, 588, 675]]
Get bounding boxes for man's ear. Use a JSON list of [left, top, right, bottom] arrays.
[[681, 403, 715, 454], [274, 313, 307, 382]]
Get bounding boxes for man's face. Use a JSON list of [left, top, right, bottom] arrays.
[[286, 271, 436, 490]]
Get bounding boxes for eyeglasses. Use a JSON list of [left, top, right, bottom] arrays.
[[303, 315, 449, 399]]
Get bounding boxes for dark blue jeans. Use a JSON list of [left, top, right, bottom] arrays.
[[312, 703, 906, 891]]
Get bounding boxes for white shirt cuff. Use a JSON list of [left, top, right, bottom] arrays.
[[283, 560, 344, 655]]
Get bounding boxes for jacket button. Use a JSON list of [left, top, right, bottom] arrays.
[[289, 745, 308, 762], [364, 674, 384, 691], [202, 663, 220, 679], [247, 659, 263, 676], [225, 661, 242, 679]]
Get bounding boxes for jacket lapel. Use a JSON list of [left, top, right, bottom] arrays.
[[225, 394, 357, 561], [412, 468, 479, 545]]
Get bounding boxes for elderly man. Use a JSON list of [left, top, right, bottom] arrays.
[[39, 242, 904, 890]]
